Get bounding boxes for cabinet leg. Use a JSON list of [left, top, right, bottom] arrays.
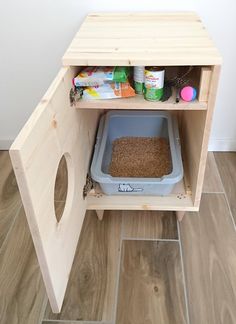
[[176, 211, 186, 222], [96, 210, 104, 221]]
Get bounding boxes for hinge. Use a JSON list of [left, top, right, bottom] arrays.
[[83, 174, 96, 199], [69, 87, 83, 106]]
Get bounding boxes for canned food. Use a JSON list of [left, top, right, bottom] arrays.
[[134, 66, 145, 94], [144, 67, 165, 101]]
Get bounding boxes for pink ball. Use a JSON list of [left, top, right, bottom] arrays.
[[180, 86, 197, 102]]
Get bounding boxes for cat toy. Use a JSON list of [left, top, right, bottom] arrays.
[[161, 66, 195, 103], [180, 86, 197, 102]]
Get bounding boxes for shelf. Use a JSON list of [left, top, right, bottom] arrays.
[[75, 94, 207, 110], [86, 179, 197, 212]]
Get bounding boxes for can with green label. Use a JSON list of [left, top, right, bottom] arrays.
[[144, 67, 165, 101], [134, 66, 145, 94]]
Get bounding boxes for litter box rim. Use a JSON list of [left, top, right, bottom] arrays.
[[91, 110, 183, 185]]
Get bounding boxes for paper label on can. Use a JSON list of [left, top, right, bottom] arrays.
[[134, 67, 145, 83], [145, 69, 165, 89]]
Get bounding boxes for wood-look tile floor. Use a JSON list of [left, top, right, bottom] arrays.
[[0, 151, 236, 324]]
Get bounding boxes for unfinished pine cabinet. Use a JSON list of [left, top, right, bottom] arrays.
[[9, 12, 222, 313]]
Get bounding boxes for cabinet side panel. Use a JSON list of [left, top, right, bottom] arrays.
[[181, 66, 221, 207], [181, 110, 206, 206]]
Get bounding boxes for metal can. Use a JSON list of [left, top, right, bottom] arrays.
[[134, 66, 145, 94], [144, 67, 165, 101]]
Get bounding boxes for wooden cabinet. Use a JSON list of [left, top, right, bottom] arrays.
[[9, 12, 221, 313]]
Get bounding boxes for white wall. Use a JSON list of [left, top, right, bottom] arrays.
[[0, 0, 235, 150]]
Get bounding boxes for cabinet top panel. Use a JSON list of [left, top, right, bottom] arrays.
[[62, 12, 222, 66]]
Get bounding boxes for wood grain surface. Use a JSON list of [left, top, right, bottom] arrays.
[[63, 12, 222, 66], [75, 93, 207, 110], [122, 210, 178, 240], [44, 210, 122, 322], [0, 204, 46, 324], [9, 66, 101, 312], [0, 152, 21, 249], [214, 152, 236, 223], [180, 194, 236, 324], [203, 152, 223, 193], [116, 240, 187, 324]]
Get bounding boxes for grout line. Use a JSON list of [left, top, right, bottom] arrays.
[[121, 237, 179, 242], [222, 191, 236, 232], [39, 293, 49, 324], [112, 211, 124, 324], [202, 192, 225, 196], [42, 320, 112, 323], [202, 190, 224, 194], [212, 157, 236, 231], [177, 221, 191, 324], [212, 153, 225, 189], [213, 153, 236, 231]]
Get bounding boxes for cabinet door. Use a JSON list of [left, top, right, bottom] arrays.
[[9, 67, 100, 313]]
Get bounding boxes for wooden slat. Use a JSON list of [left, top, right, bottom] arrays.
[[192, 66, 221, 205], [87, 180, 196, 212], [63, 51, 221, 66], [72, 40, 214, 55], [198, 67, 212, 102], [180, 110, 207, 205], [72, 37, 214, 49], [88, 12, 199, 18], [180, 66, 220, 207], [87, 193, 195, 211], [78, 28, 209, 38], [62, 12, 222, 66]]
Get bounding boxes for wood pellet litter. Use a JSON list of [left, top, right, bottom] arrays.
[[109, 137, 172, 178]]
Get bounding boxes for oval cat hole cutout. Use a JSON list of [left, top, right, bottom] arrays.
[[54, 155, 68, 222]]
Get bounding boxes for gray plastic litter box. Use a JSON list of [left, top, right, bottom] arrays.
[[91, 110, 183, 195]]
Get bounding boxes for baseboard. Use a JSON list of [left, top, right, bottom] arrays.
[[208, 138, 236, 151], [0, 139, 13, 150]]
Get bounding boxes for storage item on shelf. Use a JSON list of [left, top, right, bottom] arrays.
[[161, 81, 173, 102], [134, 66, 145, 94], [144, 67, 165, 101], [167, 66, 194, 103], [82, 82, 135, 100], [73, 66, 130, 87], [91, 110, 183, 195]]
